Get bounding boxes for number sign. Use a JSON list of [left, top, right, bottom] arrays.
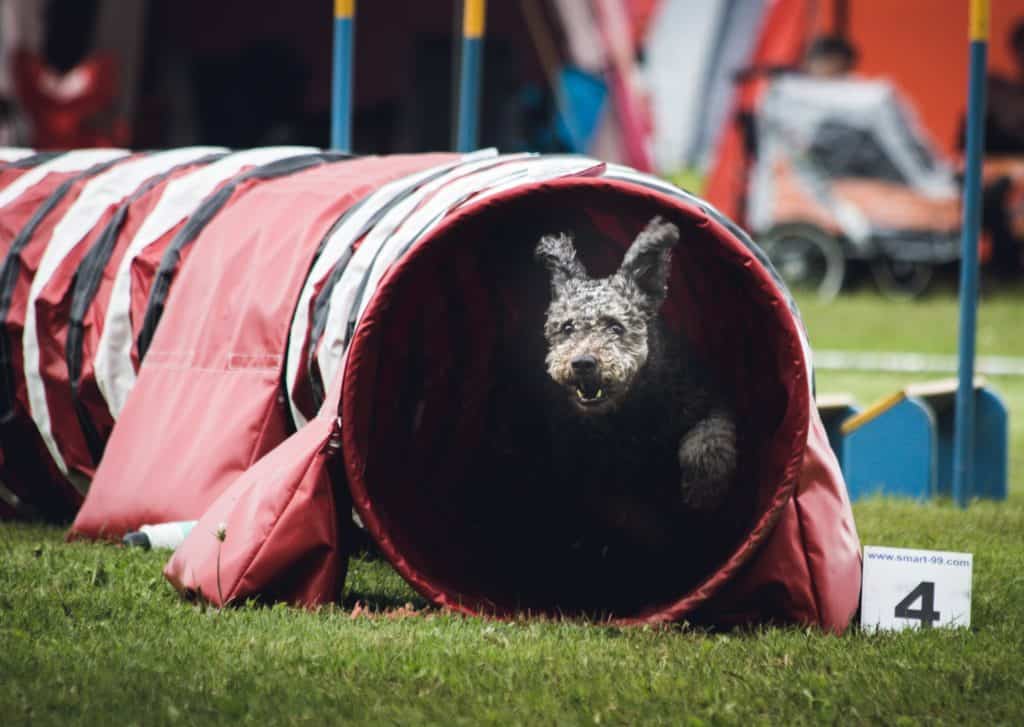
[[861, 546, 973, 631]]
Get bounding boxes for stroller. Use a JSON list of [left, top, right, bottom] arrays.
[[747, 76, 962, 299]]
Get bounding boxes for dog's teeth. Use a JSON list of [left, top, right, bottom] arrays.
[[576, 389, 585, 400], [596, 389, 604, 399]]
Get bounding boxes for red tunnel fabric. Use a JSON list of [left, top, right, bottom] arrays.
[[165, 377, 351, 608], [66, 149, 320, 485], [0, 152, 63, 219], [70, 153, 455, 538], [1, 151, 134, 518], [1, 148, 318, 519], [284, 152, 494, 427], [334, 171, 859, 629], [1, 147, 859, 630], [22, 149, 227, 489], [1, 151, 129, 515], [167, 155, 859, 631], [2, 152, 127, 258], [0, 152, 64, 200], [88, 147, 319, 424], [34, 151, 227, 481], [64, 154, 232, 476]]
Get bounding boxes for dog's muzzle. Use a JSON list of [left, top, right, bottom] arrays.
[[570, 355, 607, 405]]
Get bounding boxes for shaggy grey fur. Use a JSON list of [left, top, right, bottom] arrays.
[[535, 216, 737, 550]]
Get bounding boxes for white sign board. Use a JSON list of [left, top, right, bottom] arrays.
[[861, 546, 973, 631]]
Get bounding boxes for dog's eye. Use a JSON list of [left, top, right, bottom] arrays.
[[560, 321, 576, 335], [605, 320, 625, 336]]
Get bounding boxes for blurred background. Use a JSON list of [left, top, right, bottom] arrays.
[[2, 0, 1024, 293]]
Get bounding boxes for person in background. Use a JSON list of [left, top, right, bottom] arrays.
[[969, 20, 1024, 280], [802, 35, 858, 79], [982, 22, 1024, 154]]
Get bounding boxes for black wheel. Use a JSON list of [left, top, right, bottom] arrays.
[[759, 224, 846, 301], [871, 258, 934, 299]]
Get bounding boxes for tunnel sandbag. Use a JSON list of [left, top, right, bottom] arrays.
[[337, 168, 860, 627], [164, 379, 351, 608], [69, 153, 456, 538]]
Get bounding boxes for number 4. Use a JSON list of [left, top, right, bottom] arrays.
[[894, 581, 941, 628]]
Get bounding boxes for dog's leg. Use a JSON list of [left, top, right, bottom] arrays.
[[677, 410, 737, 510]]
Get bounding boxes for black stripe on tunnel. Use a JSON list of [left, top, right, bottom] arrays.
[[135, 152, 355, 362], [0, 156, 129, 421], [2, 151, 64, 169], [302, 160, 470, 413], [65, 152, 229, 466]]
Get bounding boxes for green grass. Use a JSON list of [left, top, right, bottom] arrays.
[[795, 288, 1024, 493], [2, 290, 1022, 725], [794, 287, 1024, 358]]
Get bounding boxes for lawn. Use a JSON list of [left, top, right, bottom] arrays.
[[1, 289, 1022, 726], [799, 288, 1024, 488]]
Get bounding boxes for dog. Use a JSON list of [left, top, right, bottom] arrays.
[[534, 215, 737, 556]]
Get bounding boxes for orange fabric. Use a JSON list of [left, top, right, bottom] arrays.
[[769, 158, 843, 233], [831, 179, 960, 231], [710, 0, 1024, 223], [813, 0, 1024, 156]]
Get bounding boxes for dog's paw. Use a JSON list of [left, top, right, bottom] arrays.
[[677, 411, 737, 511]]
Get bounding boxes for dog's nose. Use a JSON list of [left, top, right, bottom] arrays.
[[571, 355, 598, 375]]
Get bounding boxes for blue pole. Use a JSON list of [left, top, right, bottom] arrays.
[[953, 0, 989, 509], [456, 0, 486, 152], [331, 0, 355, 152]]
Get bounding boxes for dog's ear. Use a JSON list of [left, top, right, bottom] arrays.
[[535, 233, 588, 292], [618, 216, 679, 311]]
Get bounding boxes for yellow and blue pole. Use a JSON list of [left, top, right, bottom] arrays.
[[331, 0, 355, 151], [953, 0, 990, 508], [456, 0, 486, 151]]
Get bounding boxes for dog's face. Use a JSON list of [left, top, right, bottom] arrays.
[[536, 216, 680, 414]]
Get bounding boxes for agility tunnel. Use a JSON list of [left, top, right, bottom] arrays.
[[0, 149, 860, 630]]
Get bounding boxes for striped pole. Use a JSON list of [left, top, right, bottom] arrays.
[[456, 0, 487, 152], [331, 0, 356, 152], [953, 0, 989, 508]]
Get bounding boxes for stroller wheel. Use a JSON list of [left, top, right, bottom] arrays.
[[871, 259, 933, 299], [760, 224, 846, 302]]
